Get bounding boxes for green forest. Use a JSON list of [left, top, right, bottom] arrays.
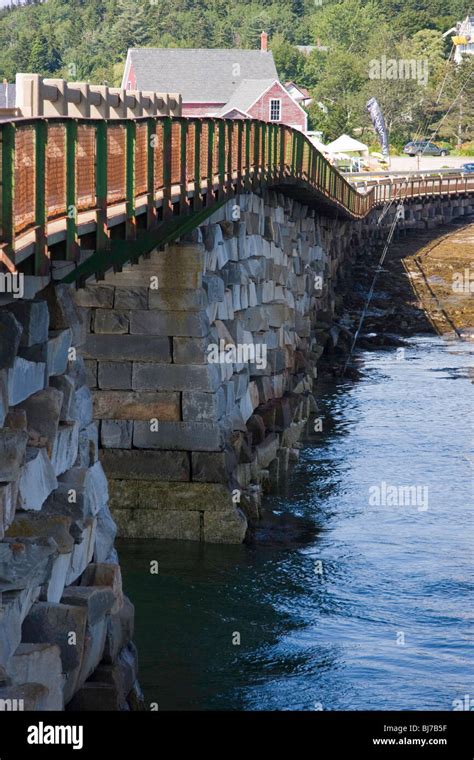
[[0, 0, 473, 150]]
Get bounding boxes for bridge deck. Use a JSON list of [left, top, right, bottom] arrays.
[[1, 116, 473, 282]]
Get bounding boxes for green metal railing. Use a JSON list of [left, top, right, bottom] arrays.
[[1, 115, 473, 280]]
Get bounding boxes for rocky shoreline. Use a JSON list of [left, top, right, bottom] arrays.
[[321, 217, 474, 373]]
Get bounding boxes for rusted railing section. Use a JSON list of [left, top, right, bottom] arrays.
[[1, 116, 474, 276]]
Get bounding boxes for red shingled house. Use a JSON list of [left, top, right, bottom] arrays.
[[122, 33, 308, 132]]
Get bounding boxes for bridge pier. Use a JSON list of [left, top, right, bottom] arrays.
[[77, 192, 362, 543]]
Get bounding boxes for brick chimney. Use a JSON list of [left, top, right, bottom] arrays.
[[260, 31, 268, 52]]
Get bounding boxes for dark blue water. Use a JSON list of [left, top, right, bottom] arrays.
[[119, 335, 473, 711]]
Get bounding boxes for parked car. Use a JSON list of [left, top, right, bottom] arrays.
[[403, 141, 449, 157], [460, 162, 474, 173]]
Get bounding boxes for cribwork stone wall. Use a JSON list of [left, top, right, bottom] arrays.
[[0, 284, 141, 711], [78, 191, 474, 544], [79, 191, 359, 542]]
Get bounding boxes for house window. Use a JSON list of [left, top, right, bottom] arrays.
[[269, 99, 281, 121]]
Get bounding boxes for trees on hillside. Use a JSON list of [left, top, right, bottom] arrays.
[[433, 57, 474, 147], [311, 0, 379, 55], [29, 33, 62, 74]]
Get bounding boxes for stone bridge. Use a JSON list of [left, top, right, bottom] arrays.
[[0, 110, 473, 710]]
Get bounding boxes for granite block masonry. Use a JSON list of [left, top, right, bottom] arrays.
[[78, 190, 371, 543], [77, 191, 469, 543], [0, 288, 142, 712]]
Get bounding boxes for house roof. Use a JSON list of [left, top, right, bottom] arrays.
[[218, 107, 250, 119], [285, 82, 311, 99], [125, 48, 278, 102], [217, 78, 277, 116]]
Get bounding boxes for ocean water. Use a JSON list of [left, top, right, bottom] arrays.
[[118, 335, 474, 711]]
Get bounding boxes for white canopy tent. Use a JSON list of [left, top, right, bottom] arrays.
[[325, 134, 370, 159]]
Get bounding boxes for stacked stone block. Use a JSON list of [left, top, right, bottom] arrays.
[[78, 191, 361, 543], [74, 191, 474, 546], [0, 285, 141, 710]]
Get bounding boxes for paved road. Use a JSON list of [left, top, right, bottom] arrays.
[[387, 155, 472, 172]]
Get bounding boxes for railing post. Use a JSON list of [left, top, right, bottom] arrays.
[[268, 123, 272, 180], [207, 120, 214, 206], [279, 126, 285, 178], [252, 122, 259, 190], [293, 131, 298, 178], [236, 119, 243, 195], [290, 130, 296, 178], [297, 132, 303, 179], [273, 124, 278, 181], [95, 120, 109, 255], [218, 119, 226, 199], [270, 123, 273, 178], [146, 118, 157, 228], [194, 119, 202, 211], [295, 132, 301, 177], [261, 122, 266, 186], [66, 119, 78, 261], [180, 118, 188, 213], [162, 116, 172, 218], [267, 124, 272, 182], [245, 120, 251, 192], [269, 123, 273, 180], [0, 123, 15, 269], [226, 120, 233, 194], [268, 123, 272, 181], [313, 151, 319, 186], [125, 119, 136, 240], [34, 119, 48, 275]]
